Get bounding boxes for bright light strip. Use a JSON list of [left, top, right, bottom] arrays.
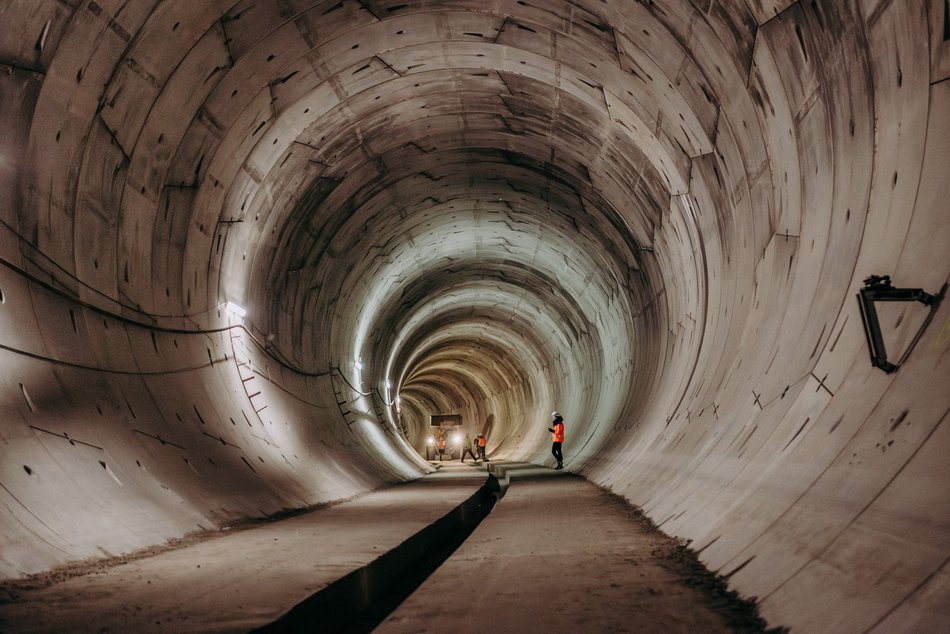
[[225, 301, 247, 318]]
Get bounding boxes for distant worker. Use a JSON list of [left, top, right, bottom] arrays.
[[437, 435, 446, 461], [477, 433, 488, 461], [461, 434, 477, 462], [548, 411, 564, 470]]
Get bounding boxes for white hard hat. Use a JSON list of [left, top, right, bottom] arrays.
[[551, 411, 561, 418]]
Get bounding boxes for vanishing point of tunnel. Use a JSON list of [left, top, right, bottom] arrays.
[[0, 0, 948, 632]]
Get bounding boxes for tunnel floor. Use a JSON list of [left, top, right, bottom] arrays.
[[0, 463, 777, 633]]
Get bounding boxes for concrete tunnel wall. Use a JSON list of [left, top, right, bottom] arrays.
[[0, 0, 948, 631]]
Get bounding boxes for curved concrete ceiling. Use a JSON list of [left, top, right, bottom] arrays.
[[1, 0, 948, 630]]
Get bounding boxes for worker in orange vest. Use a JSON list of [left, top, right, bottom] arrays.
[[548, 411, 564, 470], [477, 433, 488, 461], [436, 435, 446, 461]]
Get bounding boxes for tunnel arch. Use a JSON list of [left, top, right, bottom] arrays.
[[1, 1, 948, 631]]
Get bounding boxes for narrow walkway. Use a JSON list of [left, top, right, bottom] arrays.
[[378, 463, 735, 633], [0, 464, 487, 633]]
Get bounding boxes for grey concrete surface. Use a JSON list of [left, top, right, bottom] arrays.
[[0, 464, 488, 633], [378, 464, 733, 634], [0, 1, 948, 632]]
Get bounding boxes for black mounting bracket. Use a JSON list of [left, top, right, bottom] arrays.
[[856, 275, 946, 373]]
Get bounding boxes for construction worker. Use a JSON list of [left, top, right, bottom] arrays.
[[548, 411, 564, 470], [461, 434, 477, 462], [477, 433, 488, 461], [436, 434, 446, 461]]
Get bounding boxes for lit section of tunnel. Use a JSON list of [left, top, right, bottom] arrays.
[[0, 1, 948, 631]]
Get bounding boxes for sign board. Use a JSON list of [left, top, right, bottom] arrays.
[[430, 414, 462, 427]]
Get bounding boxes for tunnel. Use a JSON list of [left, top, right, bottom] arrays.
[[0, 0, 948, 631]]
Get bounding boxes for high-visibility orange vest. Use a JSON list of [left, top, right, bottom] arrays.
[[478, 436, 486, 447], [437, 438, 445, 449], [552, 422, 564, 443]]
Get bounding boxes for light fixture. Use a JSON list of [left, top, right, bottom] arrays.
[[225, 301, 247, 318], [354, 357, 363, 371], [857, 275, 944, 373]]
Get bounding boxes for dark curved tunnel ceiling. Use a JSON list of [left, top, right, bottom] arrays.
[[1, 1, 949, 631]]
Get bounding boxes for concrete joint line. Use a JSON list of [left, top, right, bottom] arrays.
[[256, 472, 502, 633]]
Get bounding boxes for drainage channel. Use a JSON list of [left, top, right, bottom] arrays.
[[255, 467, 509, 633]]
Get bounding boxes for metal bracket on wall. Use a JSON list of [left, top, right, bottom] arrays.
[[856, 275, 946, 373]]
